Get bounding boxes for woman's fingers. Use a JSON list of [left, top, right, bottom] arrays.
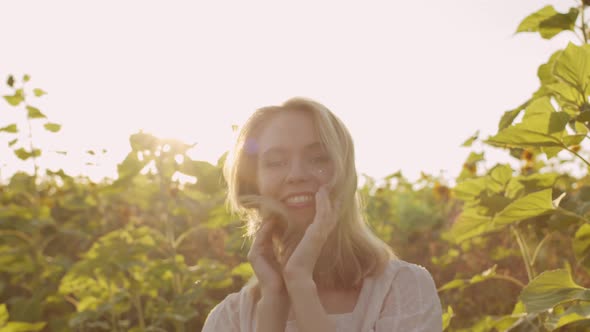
[[249, 219, 274, 257], [312, 185, 337, 240]]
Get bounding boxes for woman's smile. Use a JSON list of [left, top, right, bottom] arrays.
[[282, 193, 315, 209]]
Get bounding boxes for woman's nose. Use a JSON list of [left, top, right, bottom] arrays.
[[285, 159, 311, 183]]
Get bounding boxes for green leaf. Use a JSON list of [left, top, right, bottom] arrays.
[[3, 89, 24, 106], [461, 131, 479, 147], [438, 265, 497, 292], [538, 51, 562, 85], [43, 123, 61, 133], [538, 8, 579, 39], [32, 89, 46, 97], [493, 189, 555, 225], [116, 152, 146, 180], [499, 105, 525, 130], [13, 148, 41, 160], [22, 74, 30, 83], [520, 269, 590, 313], [490, 164, 513, 187], [545, 302, 590, 330], [517, 6, 558, 33], [179, 158, 224, 194], [129, 131, 158, 151], [26, 106, 46, 119], [547, 81, 582, 107], [578, 111, 590, 122], [0, 124, 17, 133], [554, 43, 590, 94], [486, 127, 563, 149], [0, 321, 47, 331], [523, 97, 554, 116], [230, 263, 254, 280], [442, 306, 453, 330], [8, 139, 18, 147], [0, 304, 8, 326], [516, 6, 579, 39], [443, 208, 496, 244], [6, 76, 15, 88], [453, 177, 488, 201], [574, 224, 590, 269], [563, 134, 586, 147]]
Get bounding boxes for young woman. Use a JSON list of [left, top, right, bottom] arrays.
[[202, 97, 442, 332]]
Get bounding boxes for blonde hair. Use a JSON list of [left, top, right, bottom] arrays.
[[223, 97, 395, 290]]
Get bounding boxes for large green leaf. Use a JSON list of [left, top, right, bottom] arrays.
[[523, 97, 554, 116], [545, 302, 590, 330], [538, 51, 562, 85], [516, 6, 579, 39], [486, 127, 563, 149], [520, 269, 590, 313], [554, 43, 590, 94], [489, 164, 513, 187], [493, 189, 555, 225], [499, 103, 527, 130], [547, 81, 583, 108], [443, 208, 496, 244], [453, 177, 488, 201]]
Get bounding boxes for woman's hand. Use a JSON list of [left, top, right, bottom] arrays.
[[283, 185, 339, 282], [248, 217, 286, 296]]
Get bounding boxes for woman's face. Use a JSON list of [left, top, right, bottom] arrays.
[[255, 110, 334, 225]]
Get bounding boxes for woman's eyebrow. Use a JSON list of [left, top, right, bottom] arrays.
[[305, 142, 322, 150], [260, 142, 324, 157], [260, 147, 286, 158]]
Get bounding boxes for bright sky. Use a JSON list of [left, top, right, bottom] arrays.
[[0, 0, 578, 184]]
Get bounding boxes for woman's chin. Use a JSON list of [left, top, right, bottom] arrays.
[[287, 213, 314, 228]]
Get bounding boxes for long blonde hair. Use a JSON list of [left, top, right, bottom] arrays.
[[223, 97, 395, 290]]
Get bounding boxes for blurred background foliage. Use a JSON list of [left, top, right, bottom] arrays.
[[2, 1, 590, 331]]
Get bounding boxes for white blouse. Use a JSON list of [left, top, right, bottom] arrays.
[[202, 259, 442, 331]]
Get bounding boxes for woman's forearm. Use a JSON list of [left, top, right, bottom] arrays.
[[285, 278, 337, 332], [255, 293, 289, 332]]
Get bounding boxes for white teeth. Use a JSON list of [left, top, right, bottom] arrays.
[[285, 195, 313, 204]]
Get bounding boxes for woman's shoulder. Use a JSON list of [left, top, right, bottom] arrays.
[[209, 285, 255, 313], [202, 286, 256, 332], [374, 258, 437, 292]]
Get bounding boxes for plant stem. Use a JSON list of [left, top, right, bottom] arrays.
[[133, 295, 146, 331], [26, 116, 39, 179], [531, 232, 552, 266], [557, 207, 590, 223], [582, 2, 588, 44], [490, 274, 526, 288], [564, 146, 590, 169], [511, 226, 535, 282]]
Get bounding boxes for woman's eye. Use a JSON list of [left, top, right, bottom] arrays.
[[310, 155, 330, 164], [264, 160, 286, 168]]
